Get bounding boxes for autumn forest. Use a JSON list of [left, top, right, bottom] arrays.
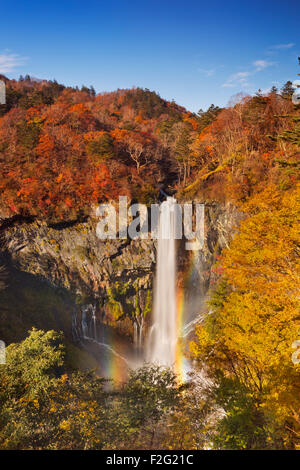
[[0, 70, 299, 450]]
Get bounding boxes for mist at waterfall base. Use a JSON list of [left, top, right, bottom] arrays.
[[73, 197, 196, 382], [72, 304, 132, 382]]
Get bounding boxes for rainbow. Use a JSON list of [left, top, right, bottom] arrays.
[[98, 327, 128, 384], [175, 287, 185, 382], [175, 249, 199, 382], [100, 249, 199, 384]]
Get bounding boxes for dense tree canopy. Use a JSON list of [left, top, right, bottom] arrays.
[[0, 329, 213, 450], [0, 74, 299, 450], [190, 184, 300, 449]]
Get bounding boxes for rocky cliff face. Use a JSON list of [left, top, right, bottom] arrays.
[[0, 201, 241, 346], [1, 212, 154, 344], [178, 201, 242, 336]]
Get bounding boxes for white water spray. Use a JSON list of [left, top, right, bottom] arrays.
[[76, 303, 129, 365], [146, 197, 177, 367], [91, 305, 97, 341]]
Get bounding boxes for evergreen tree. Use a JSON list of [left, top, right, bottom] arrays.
[[281, 81, 294, 98], [270, 85, 278, 94], [89, 85, 96, 97], [174, 125, 192, 185]]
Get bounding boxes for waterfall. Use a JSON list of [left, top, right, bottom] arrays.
[[146, 197, 177, 367], [91, 304, 97, 341], [72, 308, 80, 341], [79, 304, 97, 340], [81, 305, 89, 338], [133, 323, 138, 348], [76, 303, 129, 366]]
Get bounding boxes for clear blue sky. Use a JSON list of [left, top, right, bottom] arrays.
[[0, 0, 299, 112]]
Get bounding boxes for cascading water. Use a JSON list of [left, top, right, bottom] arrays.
[[79, 304, 97, 340], [72, 197, 181, 375], [81, 305, 89, 338], [146, 197, 177, 367], [73, 303, 129, 367], [91, 304, 97, 341]]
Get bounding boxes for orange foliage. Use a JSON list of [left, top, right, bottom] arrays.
[[36, 134, 55, 157]]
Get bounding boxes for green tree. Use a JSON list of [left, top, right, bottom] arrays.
[[270, 85, 278, 94], [174, 124, 193, 185], [0, 331, 187, 450], [2, 328, 65, 399], [197, 104, 222, 131], [281, 81, 294, 99], [87, 132, 115, 163], [121, 364, 181, 448]]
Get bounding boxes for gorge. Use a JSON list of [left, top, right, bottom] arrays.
[[1, 77, 298, 449], [0, 199, 240, 378]]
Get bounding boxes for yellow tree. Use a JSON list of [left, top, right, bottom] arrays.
[[191, 184, 300, 448]]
